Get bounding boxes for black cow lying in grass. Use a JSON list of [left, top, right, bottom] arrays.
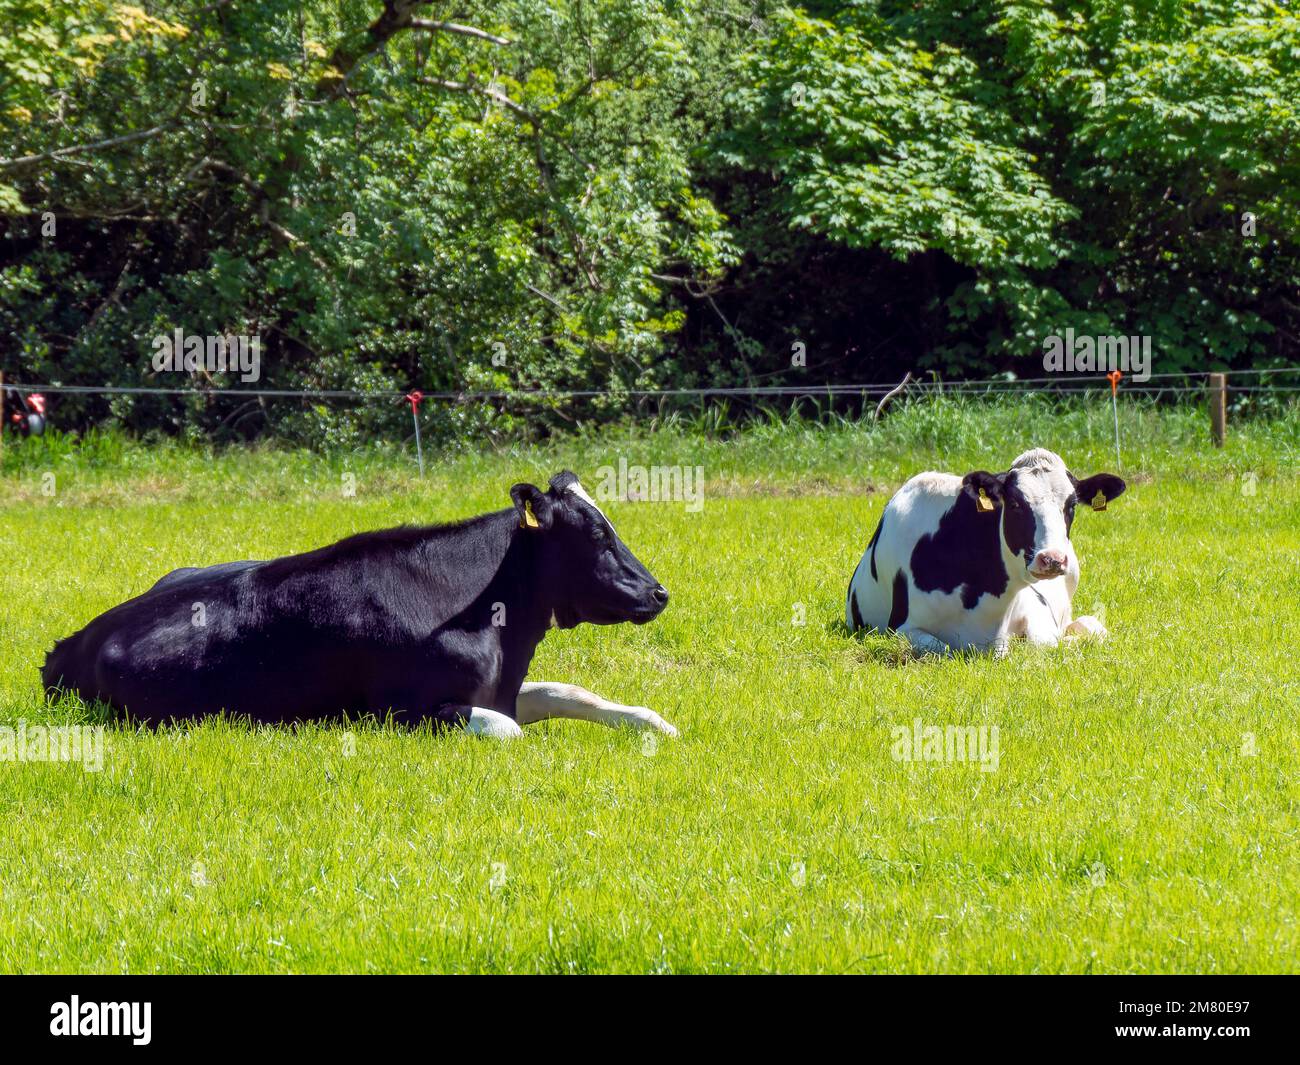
[[42, 472, 676, 739]]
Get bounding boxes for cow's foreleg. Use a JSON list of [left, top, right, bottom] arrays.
[[896, 624, 952, 658], [1020, 614, 1062, 647], [462, 706, 523, 739], [1065, 615, 1108, 641], [515, 682, 678, 736]]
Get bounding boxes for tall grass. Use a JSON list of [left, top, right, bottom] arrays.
[[4, 394, 1297, 506]]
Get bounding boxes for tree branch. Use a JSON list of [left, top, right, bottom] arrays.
[[416, 77, 536, 121], [0, 123, 175, 170], [409, 19, 510, 46], [316, 1, 510, 100], [188, 157, 329, 270]]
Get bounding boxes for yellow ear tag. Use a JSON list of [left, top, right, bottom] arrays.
[[1091, 490, 1107, 512], [976, 487, 995, 513], [522, 500, 540, 529]]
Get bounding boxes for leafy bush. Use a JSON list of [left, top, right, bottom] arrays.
[[1, 2, 1295, 444], [711, 1, 1300, 377]]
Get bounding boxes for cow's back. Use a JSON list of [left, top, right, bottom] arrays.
[[43, 510, 534, 726], [41, 559, 340, 723], [849, 472, 962, 632], [148, 559, 261, 592]]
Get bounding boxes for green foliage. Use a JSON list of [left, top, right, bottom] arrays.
[[0, 2, 1295, 442], [721, 8, 1075, 268], [1, 1, 746, 442], [717, 1, 1300, 373]]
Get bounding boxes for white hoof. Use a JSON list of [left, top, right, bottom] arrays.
[[1065, 616, 1108, 641], [627, 708, 679, 738], [465, 707, 523, 739]]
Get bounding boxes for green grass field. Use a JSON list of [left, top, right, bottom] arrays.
[[2, 398, 1298, 973]]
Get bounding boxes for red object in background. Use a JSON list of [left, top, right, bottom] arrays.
[[1107, 370, 1122, 395], [5, 388, 48, 435]]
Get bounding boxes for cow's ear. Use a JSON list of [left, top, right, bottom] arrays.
[[510, 483, 554, 531], [1073, 473, 1126, 512], [961, 471, 1004, 513]]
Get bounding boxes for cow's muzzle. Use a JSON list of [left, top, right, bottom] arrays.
[[1028, 550, 1068, 580], [631, 584, 669, 623]]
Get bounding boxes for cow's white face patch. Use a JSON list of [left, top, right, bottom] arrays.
[[566, 479, 616, 533], [1004, 449, 1076, 568]]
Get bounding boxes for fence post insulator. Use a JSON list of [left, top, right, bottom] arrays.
[[403, 390, 427, 476], [1105, 370, 1123, 469]]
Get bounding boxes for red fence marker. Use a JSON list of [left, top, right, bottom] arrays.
[[404, 391, 425, 476], [1106, 370, 1122, 469]]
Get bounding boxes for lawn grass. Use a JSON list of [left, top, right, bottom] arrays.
[[1, 396, 1298, 973]]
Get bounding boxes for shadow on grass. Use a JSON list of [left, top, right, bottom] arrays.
[[827, 617, 916, 668], [827, 617, 1012, 667], [34, 689, 474, 739]]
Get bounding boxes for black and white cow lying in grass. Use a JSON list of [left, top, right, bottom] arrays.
[[846, 449, 1125, 656], [43, 472, 676, 739]]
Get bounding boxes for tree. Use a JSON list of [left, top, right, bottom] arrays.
[[710, 1, 1300, 376], [1, 1, 743, 443]]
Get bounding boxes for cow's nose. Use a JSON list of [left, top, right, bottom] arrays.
[[1033, 550, 1067, 574], [652, 585, 669, 604]]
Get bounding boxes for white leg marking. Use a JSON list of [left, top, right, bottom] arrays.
[[1021, 615, 1062, 646], [896, 624, 953, 658], [1007, 586, 1066, 646], [464, 706, 523, 739], [1065, 615, 1108, 641], [516, 682, 678, 736]]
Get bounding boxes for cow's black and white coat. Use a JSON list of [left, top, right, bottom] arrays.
[[846, 448, 1124, 655], [42, 472, 676, 739]]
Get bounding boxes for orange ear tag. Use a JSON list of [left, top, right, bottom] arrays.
[[977, 488, 995, 513]]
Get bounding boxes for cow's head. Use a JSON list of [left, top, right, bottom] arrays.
[[962, 449, 1125, 583], [509, 471, 669, 627]]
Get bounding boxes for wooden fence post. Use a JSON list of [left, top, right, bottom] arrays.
[[1209, 372, 1226, 448]]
